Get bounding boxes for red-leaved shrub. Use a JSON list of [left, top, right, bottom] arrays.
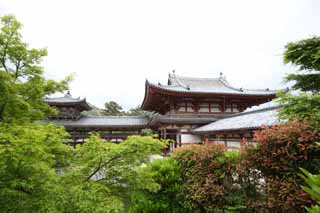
[[240, 121, 320, 211]]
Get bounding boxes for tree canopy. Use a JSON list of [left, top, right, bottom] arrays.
[[0, 15, 72, 123], [284, 36, 320, 93], [103, 101, 124, 116], [279, 36, 320, 124]]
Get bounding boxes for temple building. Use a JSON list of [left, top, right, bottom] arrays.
[[45, 93, 149, 146], [45, 71, 278, 149], [141, 71, 277, 149]]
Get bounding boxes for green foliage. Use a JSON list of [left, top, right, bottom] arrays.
[[0, 122, 73, 212], [284, 36, 320, 93], [126, 105, 148, 116], [0, 15, 167, 212], [82, 103, 105, 116], [130, 158, 184, 213], [0, 127, 166, 212], [278, 92, 320, 124], [172, 144, 245, 212], [240, 121, 320, 211], [299, 144, 320, 213], [300, 168, 320, 212], [60, 134, 166, 212], [280, 36, 320, 129], [0, 15, 72, 123], [103, 101, 124, 116]]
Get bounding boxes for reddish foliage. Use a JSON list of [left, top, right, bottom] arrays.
[[173, 144, 243, 212], [240, 121, 320, 211]]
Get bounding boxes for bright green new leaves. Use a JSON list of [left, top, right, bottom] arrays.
[[0, 126, 166, 212], [0, 122, 72, 212], [60, 134, 166, 212], [0, 15, 72, 122]]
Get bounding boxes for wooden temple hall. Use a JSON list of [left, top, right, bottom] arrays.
[[45, 71, 278, 150]]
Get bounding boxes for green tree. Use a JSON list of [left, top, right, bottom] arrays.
[[103, 101, 124, 116], [130, 158, 184, 213], [0, 123, 73, 212], [126, 105, 148, 116], [60, 134, 166, 212], [0, 15, 71, 123], [0, 14, 168, 212], [284, 36, 320, 93], [280, 36, 320, 124]]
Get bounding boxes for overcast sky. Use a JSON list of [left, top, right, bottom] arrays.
[[1, 0, 319, 110]]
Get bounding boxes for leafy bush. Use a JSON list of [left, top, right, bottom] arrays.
[[240, 121, 320, 211], [172, 144, 245, 212], [130, 158, 184, 213]]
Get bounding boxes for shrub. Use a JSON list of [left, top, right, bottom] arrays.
[[130, 158, 184, 213], [172, 144, 245, 212], [240, 121, 320, 211]]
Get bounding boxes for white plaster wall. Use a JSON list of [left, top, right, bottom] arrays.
[[181, 134, 201, 143]]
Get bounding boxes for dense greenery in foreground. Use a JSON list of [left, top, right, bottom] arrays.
[[0, 15, 167, 212], [131, 121, 320, 212], [1, 14, 320, 212]]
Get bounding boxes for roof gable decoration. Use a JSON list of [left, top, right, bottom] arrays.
[[44, 91, 92, 111], [148, 71, 277, 96]]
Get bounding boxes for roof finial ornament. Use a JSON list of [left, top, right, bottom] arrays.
[[65, 90, 71, 97]]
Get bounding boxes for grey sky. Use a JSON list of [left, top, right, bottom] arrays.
[[1, 0, 320, 110]]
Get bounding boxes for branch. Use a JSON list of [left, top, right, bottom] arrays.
[[14, 60, 21, 80], [86, 157, 103, 181], [0, 99, 8, 121], [0, 32, 14, 73], [85, 155, 123, 182]]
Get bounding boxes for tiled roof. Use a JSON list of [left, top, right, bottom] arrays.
[[51, 116, 149, 128], [148, 72, 277, 96], [151, 114, 219, 125], [44, 94, 85, 104], [44, 93, 91, 110], [193, 105, 282, 133]]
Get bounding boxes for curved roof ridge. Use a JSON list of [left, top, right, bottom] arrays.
[[146, 80, 276, 96], [218, 77, 243, 92], [173, 74, 221, 81], [170, 73, 191, 90]]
